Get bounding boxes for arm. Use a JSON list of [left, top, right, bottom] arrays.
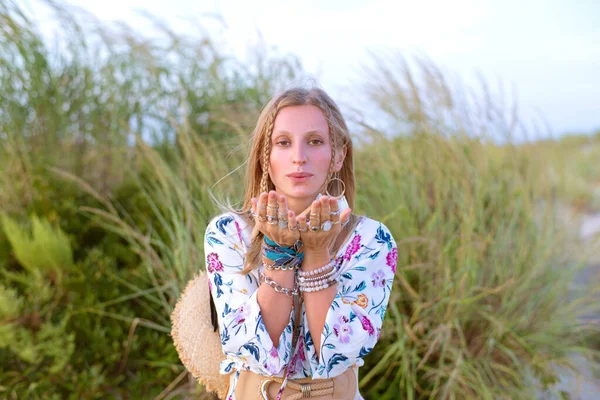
[[204, 214, 294, 375], [300, 249, 337, 358], [256, 268, 295, 346], [305, 221, 398, 379]]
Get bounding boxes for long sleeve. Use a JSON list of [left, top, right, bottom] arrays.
[[204, 213, 295, 376], [303, 219, 398, 379]]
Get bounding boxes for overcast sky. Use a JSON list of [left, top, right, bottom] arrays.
[[30, 0, 600, 138]]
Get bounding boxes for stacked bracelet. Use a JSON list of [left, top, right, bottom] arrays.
[[297, 259, 336, 277], [297, 259, 339, 293], [297, 266, 337, 282], [259, 272, 299, 297]]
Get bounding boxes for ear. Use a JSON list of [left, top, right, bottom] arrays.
[[334, 145, 347, 173]]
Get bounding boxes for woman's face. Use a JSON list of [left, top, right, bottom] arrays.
[[268, 105, 342, 212]]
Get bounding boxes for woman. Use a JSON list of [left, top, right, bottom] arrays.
[[204, 87, 397, 399]]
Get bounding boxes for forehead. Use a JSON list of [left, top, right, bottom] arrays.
[[273, 105, 329, 135]]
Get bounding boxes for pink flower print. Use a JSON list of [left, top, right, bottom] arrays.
[[232, 305, 250, 325], [269, 346, 278, 358], [344, 235, 361, 260], [333, 315, 353, 344], [235, 220, 243, 243], [386, 247, 398, 273], [264, 361, 279, 375], [289, 336, 306, 374], [207, 252, 224, 273], [376, 327, 381, 340], [297, 335, 306, 361], [360, 316, 374, 336], [371, 269, 386, 288]]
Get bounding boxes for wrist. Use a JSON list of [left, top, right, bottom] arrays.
[[303, 248, 330, 258], [301, 250, 331, 271]]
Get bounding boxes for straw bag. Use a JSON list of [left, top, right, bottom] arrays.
[[170, 271, 230, 398]]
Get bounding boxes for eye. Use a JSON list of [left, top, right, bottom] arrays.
[[309, 139, 324, 145], [275, 140, 290, 147]]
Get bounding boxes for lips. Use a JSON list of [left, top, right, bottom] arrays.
[[287, 172, 313, 178]]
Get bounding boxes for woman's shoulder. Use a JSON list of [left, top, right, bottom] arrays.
[[353, 215, 395, 241], [206, 211, 253, 244]]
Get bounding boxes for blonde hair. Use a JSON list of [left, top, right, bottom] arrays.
[[219, 87, 360, 272]]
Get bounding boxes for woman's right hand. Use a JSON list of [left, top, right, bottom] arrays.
[[251, 191, 300, 247]]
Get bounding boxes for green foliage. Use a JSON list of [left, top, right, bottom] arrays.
[[0, 215, 76, 388], [1, 213, 73, 280]]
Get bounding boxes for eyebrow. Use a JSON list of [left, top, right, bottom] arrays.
[[272, 129, 327, 136]]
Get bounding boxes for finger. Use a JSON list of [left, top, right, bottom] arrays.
[[329, 197, 341, 223], [251, 197, 257, 217], [277, 194, 288, 220], [309, 200, 321, 231], [257, 193, 268, 221], [340, 208, 352, 228], [320, 195, 331, 223], [297, 214, 308, 233], [277, 195, 289, 230], [266, 191, 279, 225], [288, 210, 298, 232]]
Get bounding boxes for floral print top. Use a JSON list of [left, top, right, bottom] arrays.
[[204, 212, 397, 399]]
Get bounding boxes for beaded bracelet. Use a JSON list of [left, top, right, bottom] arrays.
[[297, 259, 340, 293], [298, 273, 339, 293], [298, 259, 336, 278], [259, 272, 299, 297], [263, 262, 299, 271], [297, 266, 336, 282]]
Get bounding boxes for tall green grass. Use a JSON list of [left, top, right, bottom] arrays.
[[1, 1, 599, 399]]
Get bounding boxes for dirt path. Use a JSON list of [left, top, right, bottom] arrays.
[[549, 212, 600, 399]]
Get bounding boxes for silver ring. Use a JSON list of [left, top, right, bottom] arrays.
[[309, 223, 319, 232], [257, 215, 266, 222], [298, 225, 308, 232], [279, 219, 288, 229], [289, 224, 299, 231], [330, 210, 341, 217], [321, 221, 332, 232], [266, 215, 277, 222]]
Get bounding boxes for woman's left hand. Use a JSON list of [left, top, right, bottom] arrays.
[[296, 195, 352, 255]]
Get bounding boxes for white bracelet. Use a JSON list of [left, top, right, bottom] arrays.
[[298, 259, 336, 277], [298, 271, 339, 293], [297, 266, 336, 283], [299, 277, 339, 293]]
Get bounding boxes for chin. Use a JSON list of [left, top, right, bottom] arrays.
[[282, 186, 318, 199]]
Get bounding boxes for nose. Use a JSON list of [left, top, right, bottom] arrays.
[[291, 142, 307, 165]]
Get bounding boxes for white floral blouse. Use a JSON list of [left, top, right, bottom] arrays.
[[204, 211, 397, 399]]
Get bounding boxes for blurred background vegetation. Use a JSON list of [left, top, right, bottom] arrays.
[[1, 0, 599, 399]]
